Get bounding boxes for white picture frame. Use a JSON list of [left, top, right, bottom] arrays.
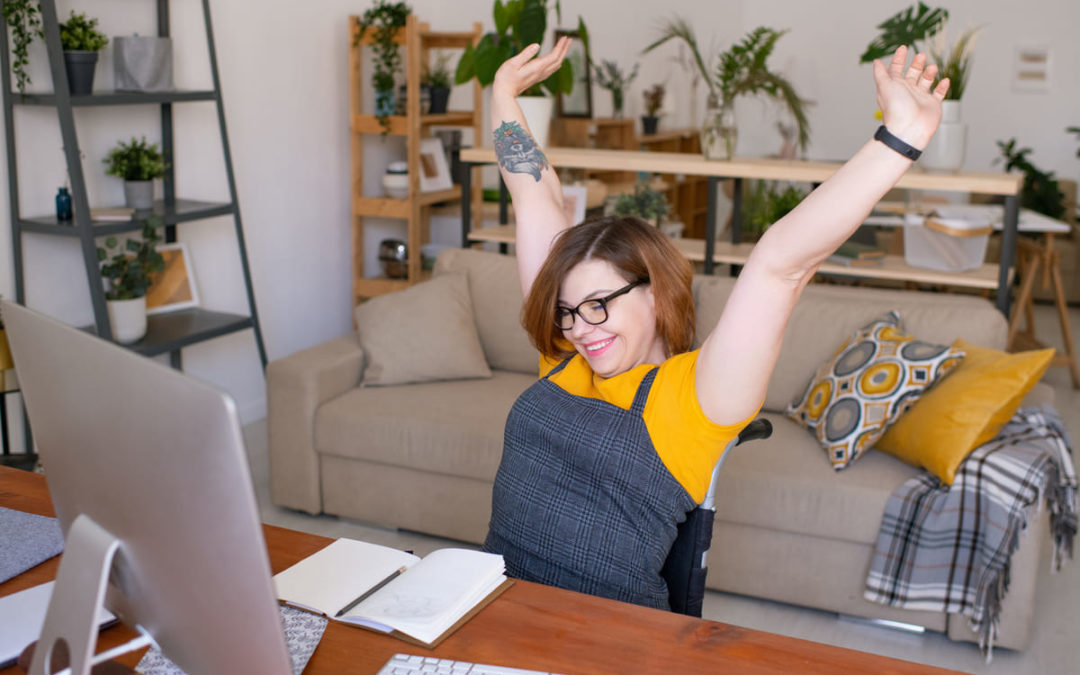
[[146, 242, 199, 315], [419, 137, 454, 193], [561, 184, 588, 226]]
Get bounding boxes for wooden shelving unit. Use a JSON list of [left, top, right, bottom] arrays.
[[349, 15, 482, 303], [638, 128, 708, 238]]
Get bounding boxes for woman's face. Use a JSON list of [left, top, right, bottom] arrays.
[[558, 258, 667, 378]]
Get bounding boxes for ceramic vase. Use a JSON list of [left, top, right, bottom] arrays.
[[107, 296, 147, 344], [920, 101, 966, 173], [515, 96, 554, 150]]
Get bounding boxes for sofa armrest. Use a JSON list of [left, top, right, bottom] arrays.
[[266, 334, 365, 514]]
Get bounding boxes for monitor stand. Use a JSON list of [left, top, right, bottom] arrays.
[[26, 514, 144, 675]]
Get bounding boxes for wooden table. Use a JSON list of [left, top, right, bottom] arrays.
[[0, 466, 965, 675], [457, 146, 1023, 315]]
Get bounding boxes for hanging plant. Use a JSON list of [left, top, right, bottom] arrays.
[[355, 0, 411, 134], [2, 0, 45, 93]]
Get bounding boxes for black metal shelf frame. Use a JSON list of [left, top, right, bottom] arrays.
[[1, 0, 267, 371]]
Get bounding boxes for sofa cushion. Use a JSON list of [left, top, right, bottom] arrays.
[[434, 249, 537, 374], [876, 339, 1055, 484], [354, 272, 491, 386], [691, 275, 1006, 411], [714, 412, 924, 545], [315, 371, 536, 482], [785, 311, 965, 470]]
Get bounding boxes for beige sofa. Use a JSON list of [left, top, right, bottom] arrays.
[[268, 248, 1054, 650]]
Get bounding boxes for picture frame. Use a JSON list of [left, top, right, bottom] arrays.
[[146, 242, 199, 315], [419, 137, 454, 193], [561, 184, 588, 226], [555, 29, 592, 119]]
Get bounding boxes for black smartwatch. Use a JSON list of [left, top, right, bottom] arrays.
[[874, 125, 922, 161]]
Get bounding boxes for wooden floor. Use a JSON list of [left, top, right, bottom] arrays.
[[245, 302, 1080, 675]]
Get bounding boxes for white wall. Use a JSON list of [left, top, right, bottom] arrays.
[[1, 0, 1077, 423]]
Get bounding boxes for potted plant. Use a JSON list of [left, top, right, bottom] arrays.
[[1, 0, 44, 94], [612, 181, 669, 227], [860, 4, 977, 172], [995, 139, 1066, 220], [355, 1, 411, 134], [592, 59, 638, 119], [742, 180, 807, 240], [96, 218, 165, 344], [455, 0, 586, 149], [58, 11, 109, 95], [645, 21, 810, 161], [103, 137, 168, 211], [422, 51, 453, 115], [641, 83, 664, 135]]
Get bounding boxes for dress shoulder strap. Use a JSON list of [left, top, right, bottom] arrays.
[[630, 367, 660, 415]]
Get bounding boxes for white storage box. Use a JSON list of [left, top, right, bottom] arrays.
[[903, 210, 992, 272]]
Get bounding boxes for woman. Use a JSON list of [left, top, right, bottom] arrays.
[[483, 39, 950, 609]]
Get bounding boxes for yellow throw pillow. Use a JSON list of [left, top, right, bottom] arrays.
[[876, 339, 1055, 484]]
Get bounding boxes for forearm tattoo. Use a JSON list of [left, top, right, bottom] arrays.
[[493, 120, 549, 182]]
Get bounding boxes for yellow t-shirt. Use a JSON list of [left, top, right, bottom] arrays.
[[539, 351, 760, 503]]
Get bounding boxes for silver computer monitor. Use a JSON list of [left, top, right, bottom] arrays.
[[0, 299, 291, 675]]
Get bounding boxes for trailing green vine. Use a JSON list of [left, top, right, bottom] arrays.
[[2, 0, 44, 93], [355, 0, 410, 134]]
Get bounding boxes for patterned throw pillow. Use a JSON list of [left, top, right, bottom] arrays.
[[786, 311, 964, 470]]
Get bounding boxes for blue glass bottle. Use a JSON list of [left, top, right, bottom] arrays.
[[55, 187, 73, 222]]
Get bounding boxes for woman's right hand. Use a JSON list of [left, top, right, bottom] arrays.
[[492, 37, 572, 100]]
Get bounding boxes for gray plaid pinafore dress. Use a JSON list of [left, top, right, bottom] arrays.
[[484, 358, 697, 609]]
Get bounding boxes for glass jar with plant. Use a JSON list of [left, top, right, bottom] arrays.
[[641, 84, 664, 135], [2, 0, 44, 94], [454, 0, 586, 148], [422, 50, 454, 114], [355, 1, 411, 134], [612, 181, 669, 227], [103, 137, 168, 211], [96, 218, 165, 344], [58, 11, 109, 95], [592, 59, 638, 119], [645, 21, 810, 161]]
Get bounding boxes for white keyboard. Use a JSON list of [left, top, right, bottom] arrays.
[[377, 652, 563, 675]]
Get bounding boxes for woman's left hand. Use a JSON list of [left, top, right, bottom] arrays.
[[873, 45, 950, 150]]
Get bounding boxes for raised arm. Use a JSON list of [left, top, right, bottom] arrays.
[[696, 47, 950, 425], [490, 38, 573, 296]]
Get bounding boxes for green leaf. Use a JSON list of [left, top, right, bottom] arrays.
[[860, 2, 948, 63], [515, 0, 547, 48], [454, 44, 476, 85], [493, 0, 510, 35], [576, 17, 589, 51], [474, 38, 512, 86]]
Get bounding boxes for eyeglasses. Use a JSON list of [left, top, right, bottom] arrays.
[[554, 279, 648, 330]]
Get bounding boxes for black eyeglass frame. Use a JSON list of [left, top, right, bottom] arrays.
[[554, 279, 648, 330]]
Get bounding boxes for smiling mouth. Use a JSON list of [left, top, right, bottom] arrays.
[[584, 338, 614, 353]]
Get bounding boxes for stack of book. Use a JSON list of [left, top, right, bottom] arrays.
[[826, 241, 886, 268]]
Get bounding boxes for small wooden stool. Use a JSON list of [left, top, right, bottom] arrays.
[[1008, 233, 1080, 388]]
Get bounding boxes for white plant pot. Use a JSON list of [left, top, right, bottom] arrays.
[[107, 296, 147, 344], [515, 95, 554, 150], [920, 101, 966, 173]]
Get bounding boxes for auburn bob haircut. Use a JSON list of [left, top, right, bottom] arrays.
[[522, 216, 695, 361]]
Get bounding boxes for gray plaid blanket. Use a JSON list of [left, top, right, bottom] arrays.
[[864, 406, 1077, 658]]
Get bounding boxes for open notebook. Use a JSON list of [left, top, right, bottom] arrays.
[[273, 538, 510, 648]]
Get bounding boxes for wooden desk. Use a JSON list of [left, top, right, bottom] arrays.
[[458, 146, 1023, 314], [0, 466, 963, 674]]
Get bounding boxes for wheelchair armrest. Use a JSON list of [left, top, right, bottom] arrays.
[[736, 418, 772, 446]]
